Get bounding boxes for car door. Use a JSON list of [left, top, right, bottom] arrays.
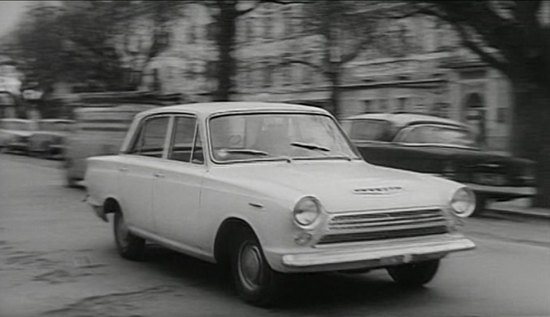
[[118, 115, 171, 233], [152, 115, 206, 249]]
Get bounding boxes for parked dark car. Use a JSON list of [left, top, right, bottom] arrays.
[[29, 119, 75, 159], [0, 118, 38, 154], [341, 113, 536, 216]]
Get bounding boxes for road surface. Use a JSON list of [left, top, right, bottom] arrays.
[[1, 153, 549, 317]]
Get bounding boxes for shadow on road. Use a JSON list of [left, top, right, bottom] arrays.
[[139, 244, 432, 310]]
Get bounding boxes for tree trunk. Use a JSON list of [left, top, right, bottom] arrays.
[[510, 82, 550, 207], [213, 2, 237, 101], [328, 67, 341, 118]]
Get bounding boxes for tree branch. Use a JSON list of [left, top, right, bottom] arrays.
[[283, 59, 327, 75], [453, 24, 510, 75]]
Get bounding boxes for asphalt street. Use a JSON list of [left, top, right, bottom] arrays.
[[1, 153, 549, 317]]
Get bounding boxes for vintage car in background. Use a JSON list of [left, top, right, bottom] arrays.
[[64, 104, 156, 187], [63, 90, 183, 187], [28, 119, 75, 159], [0, 118, 38, 154], [85, 102, 475, 305], [341, 113, 536, 216]]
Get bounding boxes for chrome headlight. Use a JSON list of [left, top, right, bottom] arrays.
[[450, 187, 476, 218], [293, 196, 321, 227]]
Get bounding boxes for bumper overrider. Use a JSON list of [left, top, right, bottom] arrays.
[[266, 234, 475, 273]]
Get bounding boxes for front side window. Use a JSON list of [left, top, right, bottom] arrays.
[[209, 113, 360, 163], [342, 119, 392, 142], [130, 116, 169, 157], [396, 124, 478, 148]]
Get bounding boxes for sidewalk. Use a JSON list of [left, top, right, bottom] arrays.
[[487, 198, 550, 219]]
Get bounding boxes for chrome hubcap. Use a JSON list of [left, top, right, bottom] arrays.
[[238, 242, 263, 290]]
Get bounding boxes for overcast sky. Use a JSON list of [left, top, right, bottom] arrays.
[[0, 1, 31, 37]]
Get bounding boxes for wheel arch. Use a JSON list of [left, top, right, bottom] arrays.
[[102, 196, 122, 220], [213, 217, 257, 267]]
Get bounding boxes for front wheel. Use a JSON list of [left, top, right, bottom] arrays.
[[387, 259, 440, 287], [231, 230, 282, 306], [113, 211, 145, 260], [471, 194, 487, 217]]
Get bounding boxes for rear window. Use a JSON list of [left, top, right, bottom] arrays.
[[343, 119, 393, 142]]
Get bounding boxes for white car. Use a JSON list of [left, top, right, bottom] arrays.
[[85, 102, 475, 305]]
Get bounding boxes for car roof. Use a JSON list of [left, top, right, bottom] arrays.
[[344, 113, 467, 128], [138, 102, 329, 117]]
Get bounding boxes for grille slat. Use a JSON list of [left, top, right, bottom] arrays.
[[318, 208, 448, 245], [330, 214, 445, 227], [319, 226, 448, 245], [329, 218, 447, 231]]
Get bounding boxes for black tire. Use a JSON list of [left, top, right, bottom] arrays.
[[231, 230, 282, 306], [387, 259, 440, 287], [113, 211, 145, 261], [472, 194, 487, 217], [65, 175, 79, 188]]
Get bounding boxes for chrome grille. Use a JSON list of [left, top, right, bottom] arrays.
[[318, 208, 448, 245]]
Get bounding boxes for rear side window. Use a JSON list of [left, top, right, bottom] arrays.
[[346, 119, 392, 142], [129, 116, 169, 157], [168, 116, 196, 163]]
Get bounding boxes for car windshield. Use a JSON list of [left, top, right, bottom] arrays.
[[399, 124, 478, 147], [209, 113, 360, 162]]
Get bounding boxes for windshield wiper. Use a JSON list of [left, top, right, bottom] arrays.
[[222, 149, 269, 156], [290, 142, 330, 152]]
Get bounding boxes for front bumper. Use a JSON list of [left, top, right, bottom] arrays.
[[266, 234, 475, 273], [465, 183, 536, 199]]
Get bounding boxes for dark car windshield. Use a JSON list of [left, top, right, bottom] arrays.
[[209, 113, 360, 163], [397, 124, 478, 148], [342, 119, 393, 142]]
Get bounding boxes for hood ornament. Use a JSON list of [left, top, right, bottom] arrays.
[[353, 186, 403, 195]]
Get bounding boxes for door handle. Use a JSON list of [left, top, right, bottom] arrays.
[[153, 173, 165, 178], [118, 167, 128, 172]]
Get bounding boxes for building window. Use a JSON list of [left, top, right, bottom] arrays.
[[188, 24, 196, 44], [284, 8, 293, 37], [206, 22, 217, 42], [379, 99, 389, 112], [396, 97, 408, 112], [302, 52, 313, 85], [264, 11, 273, 39], [363, 100, 372, 113], [292, 6, 302, 35], [252, 63, 262, 88], [263, 62, 272, 87], [244, 18, 252, 42], [497, 107, 507, 123]]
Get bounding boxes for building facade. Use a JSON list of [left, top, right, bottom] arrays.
[[125, 2, 516, 153]]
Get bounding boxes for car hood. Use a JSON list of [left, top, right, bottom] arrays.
[[395, 145, 531, 165], [211, 160, 459, 213]]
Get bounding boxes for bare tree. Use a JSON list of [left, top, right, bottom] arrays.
[[409, 0, 550, 207], [203, 0, 292, 101], [282, 0, 382, 117]]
